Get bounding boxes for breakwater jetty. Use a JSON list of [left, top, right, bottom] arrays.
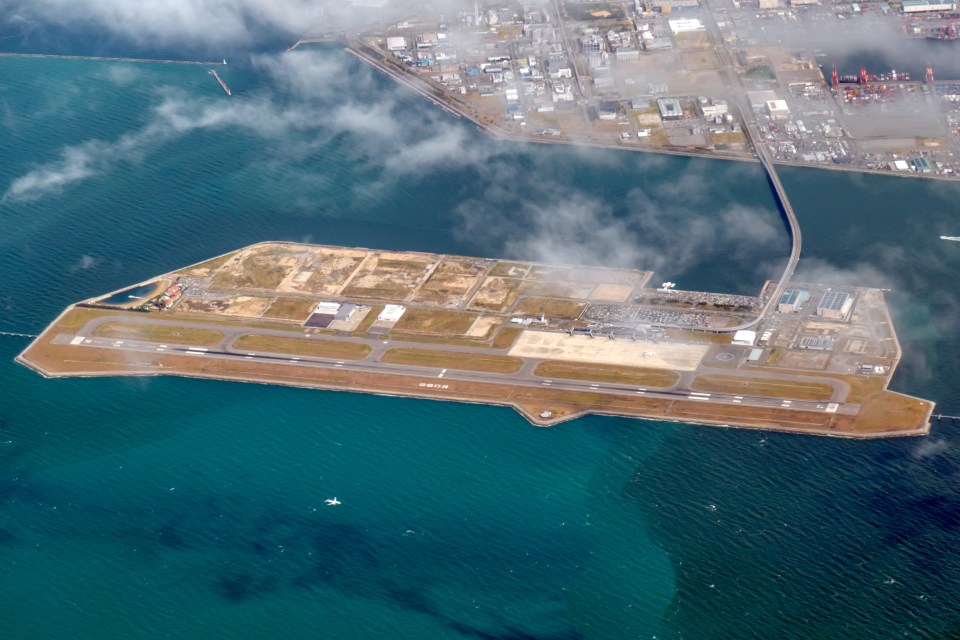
[[210, 69, 231, 96], [0, 331, 38, 339], [0, 52, 226, 65]]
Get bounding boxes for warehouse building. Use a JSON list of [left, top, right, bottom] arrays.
[[817, 291, 853, 319], [901, 0, 955, 13], [778, 289, 810, 313]]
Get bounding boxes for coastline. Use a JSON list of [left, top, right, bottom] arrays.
[[339, 38, 960, 185]]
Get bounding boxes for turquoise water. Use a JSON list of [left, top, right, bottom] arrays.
[[2, 50, 960, 639]]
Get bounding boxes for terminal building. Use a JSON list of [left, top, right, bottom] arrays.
[[817, 291, 853, 319]]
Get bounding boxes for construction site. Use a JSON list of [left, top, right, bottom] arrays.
[[17, 242, 934, 438]]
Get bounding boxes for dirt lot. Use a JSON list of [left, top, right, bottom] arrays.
[[296, 249, 367, 295], [341, 252, 434, 301], [512, 297, 586, 319], [519, 280, 595, 299], [680, 49, 720, 72], [590, 284, 634, 302], [468, 277, 521, 312], [510, 331, 708, 371], [178, 295, 272, 318], [262, 298, 318, 321], [466, 316, 502, 338], [391, 309, 479, 336], [767, 350, 831, 370], [412, 259, 488, 307], [211, 246, 293, 290], [489, 262, 531, 278]]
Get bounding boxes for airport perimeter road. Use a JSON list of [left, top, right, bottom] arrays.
[[56, 315, 852, 416]]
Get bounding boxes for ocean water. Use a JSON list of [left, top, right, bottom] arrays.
[[1, 48, 960, 639]]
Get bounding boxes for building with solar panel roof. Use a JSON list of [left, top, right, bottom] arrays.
[[816, 290, 853, 319]]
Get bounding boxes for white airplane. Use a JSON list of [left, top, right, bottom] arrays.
[[324, 497, 341, 506]]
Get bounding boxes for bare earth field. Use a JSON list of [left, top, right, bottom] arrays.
[[510, 331, 709, 371]]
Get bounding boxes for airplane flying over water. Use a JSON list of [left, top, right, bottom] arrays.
[[325, 497, 341, 506]]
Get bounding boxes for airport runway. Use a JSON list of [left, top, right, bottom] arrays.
[[54, 315, 853, 417]]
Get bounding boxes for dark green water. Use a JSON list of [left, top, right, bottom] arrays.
[[1, 49, 959, 639]]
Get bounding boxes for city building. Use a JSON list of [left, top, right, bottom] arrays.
[[697, 96, 728, 119], [766, 99, 790, 120], [657, 97, 683, 120], [668, 18, 704, 33], [386, 36, 407, 51]]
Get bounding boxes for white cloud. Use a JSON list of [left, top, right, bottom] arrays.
[[3, 0, 327, 49], [69, 254, 101, 272], [1, 49, 506, 202], [912, 438, 949, 459]]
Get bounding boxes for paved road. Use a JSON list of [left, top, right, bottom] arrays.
[[57, 315, 855, 417]]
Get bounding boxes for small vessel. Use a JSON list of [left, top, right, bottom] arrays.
[[941, 236, 960, 242]]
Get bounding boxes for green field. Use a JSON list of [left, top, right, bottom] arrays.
[[93, 322, 223, 346], [534, 361, 679, 388], [233, 335, 371, 360], [382, 348, 523, 373]]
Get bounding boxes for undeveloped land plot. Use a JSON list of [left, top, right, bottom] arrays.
[[469, 277, 522, 312], [178, 295, 272, 317], [211, 245, 295, 290], [341, 252, 434, 301], [291, 249, 367, 296], [519, 280, 595, 299], [512, 297, 585, 319], [210, 244, 368, 296], [392, 309, 479, 336], [466, 316, 503, 338], [263, 298, 318, 321], [509, 331, 708, 371], [412, 259, 489, 307], [489, 262, 531, 278]]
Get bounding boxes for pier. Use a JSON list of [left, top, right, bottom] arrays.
[[0, 331, 38, 339], [0, 52, 226, 66], [210, 70, 231, 96], [933, 414, 960, 422]]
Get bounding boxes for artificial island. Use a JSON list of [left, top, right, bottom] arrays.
[[18, 241, 933, 437]]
